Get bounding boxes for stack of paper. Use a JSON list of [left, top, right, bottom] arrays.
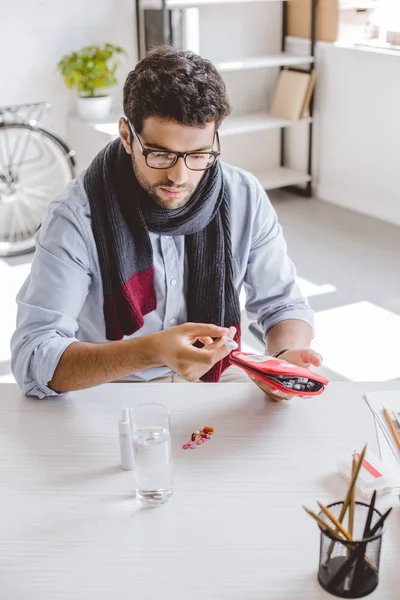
[[364, 391, 400, 486]]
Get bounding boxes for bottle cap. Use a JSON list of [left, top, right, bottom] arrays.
[[119, 407, 131, 434]]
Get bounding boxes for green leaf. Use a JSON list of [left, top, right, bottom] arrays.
[[56, 42, 127, 93]]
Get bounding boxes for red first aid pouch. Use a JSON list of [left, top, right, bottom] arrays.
[[229, 351, 329, 396]]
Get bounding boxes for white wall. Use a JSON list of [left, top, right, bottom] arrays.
[[0, 0, 137, 141], [314, 44, 400, 226]]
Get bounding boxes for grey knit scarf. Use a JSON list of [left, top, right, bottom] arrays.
[[84, 138, 241, 381]]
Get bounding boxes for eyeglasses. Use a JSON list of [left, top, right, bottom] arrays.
[[127, 120, 221, 171]]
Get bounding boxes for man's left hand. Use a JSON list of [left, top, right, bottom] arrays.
[[248, 348, 322, 402]]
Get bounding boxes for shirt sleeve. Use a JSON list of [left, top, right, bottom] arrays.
[[243, 183, 315, 339], [10, 200, 93, 398]]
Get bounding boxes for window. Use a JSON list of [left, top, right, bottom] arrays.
[[369, 0, 400, 46]]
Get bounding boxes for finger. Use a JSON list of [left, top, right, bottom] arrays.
[[301, 349, 322, 367], [182, 323, 231, 338], [204, 337, 232, 357], [228, 326, 237, 338], [248, 375, 293, 401], [197, 336, 213, 346], [185, 341, 230, 365], [278, 349, 322, 368]]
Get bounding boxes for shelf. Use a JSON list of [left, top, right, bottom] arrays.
[[215, 54, 314, 72], [340, 1, 380, 9], [142, 0, 286, 7], [220, 112, 312, 136], [254, 168, 312, 190], [93, 121, 119, 136], [70, 111, 311, 140]]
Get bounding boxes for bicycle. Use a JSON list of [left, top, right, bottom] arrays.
[[0, 102, 76, 256]]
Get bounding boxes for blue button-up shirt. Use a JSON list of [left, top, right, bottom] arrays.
[[11, 162, 314, 397]]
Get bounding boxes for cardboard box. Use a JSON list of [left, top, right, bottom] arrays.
[[287, 0, 339, 42], [270, 69, 317, 120]]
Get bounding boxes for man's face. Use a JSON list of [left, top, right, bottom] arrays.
[[119, 117, 216, 209]]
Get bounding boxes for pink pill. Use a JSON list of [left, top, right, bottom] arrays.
[[182, 444, 190, 450], [189, 443, 196, 449], [196, 439, 203, 445]]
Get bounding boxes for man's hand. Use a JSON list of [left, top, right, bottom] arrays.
[[248, 348, 322, 402], [153, 323, 237, 381]]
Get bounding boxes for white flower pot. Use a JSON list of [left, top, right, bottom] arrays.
[[76, 95, 113, 122]]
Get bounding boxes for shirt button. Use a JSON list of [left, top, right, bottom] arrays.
[[170, 278, 177, 286], [170, 318, 176, 324]]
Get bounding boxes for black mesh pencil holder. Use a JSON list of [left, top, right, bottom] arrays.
[[317, 502, 385, 598]]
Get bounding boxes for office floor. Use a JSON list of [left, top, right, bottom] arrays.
[[1, 190, 400, 384]]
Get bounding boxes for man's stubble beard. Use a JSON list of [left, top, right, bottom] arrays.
[[132, 155, 195, 210]]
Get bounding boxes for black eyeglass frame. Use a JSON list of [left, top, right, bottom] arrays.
[[127, 119, 221, 171]]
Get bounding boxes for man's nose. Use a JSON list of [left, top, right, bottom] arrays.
[[167, 157, 188, 186]]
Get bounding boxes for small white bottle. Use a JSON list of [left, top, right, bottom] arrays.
[[119, 407, 134, 471]]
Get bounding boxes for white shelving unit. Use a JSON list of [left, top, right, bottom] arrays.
[[86, 112, 313, 139], [214, 53, 314, 72], [136, 0, 317, 194], [143, 0, 283, 7], [255, 167, 312, 191], [220, 113, 312, 137]]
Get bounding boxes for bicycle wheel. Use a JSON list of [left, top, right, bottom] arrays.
[[0, 123, 75, 257]]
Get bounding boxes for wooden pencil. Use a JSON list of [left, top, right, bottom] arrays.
[[303, 507, 365, 555], [317, 502, 373, 566], [383, 408, 400, 451], [348, 451, 356, 538], [338, 444, 367, 523], [303, 507, 345, 541], [325, 444, 367, 560], [318, 503, 352, 541]]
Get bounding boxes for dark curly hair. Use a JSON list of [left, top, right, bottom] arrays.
[[123, 46, 231, 133]]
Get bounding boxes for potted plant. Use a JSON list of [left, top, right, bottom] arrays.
[[57, 43, 126, 122]]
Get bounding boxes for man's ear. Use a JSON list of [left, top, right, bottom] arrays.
[[119, 118, 132, 154]]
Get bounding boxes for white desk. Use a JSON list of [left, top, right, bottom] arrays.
[[1, 382, 400, 599]]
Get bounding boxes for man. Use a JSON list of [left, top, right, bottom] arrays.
[[11, 46, 321, 400]]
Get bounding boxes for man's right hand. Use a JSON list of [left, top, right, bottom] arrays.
[[49, 322, 236, 394], [149, 322, 236, 381]]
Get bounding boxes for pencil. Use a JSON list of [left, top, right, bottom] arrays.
[[383, 408, 400, 451], [348, 451, 356, 538], [362, 490, 377, 539], [339, 444, 367, 523], [317, 503, 352, 541], [303, 507, 366, 556], [326, 444, 367, 560], [303, 507, 345, 541], [368, 507, 392, 537], [350, 489, 378, 588]]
